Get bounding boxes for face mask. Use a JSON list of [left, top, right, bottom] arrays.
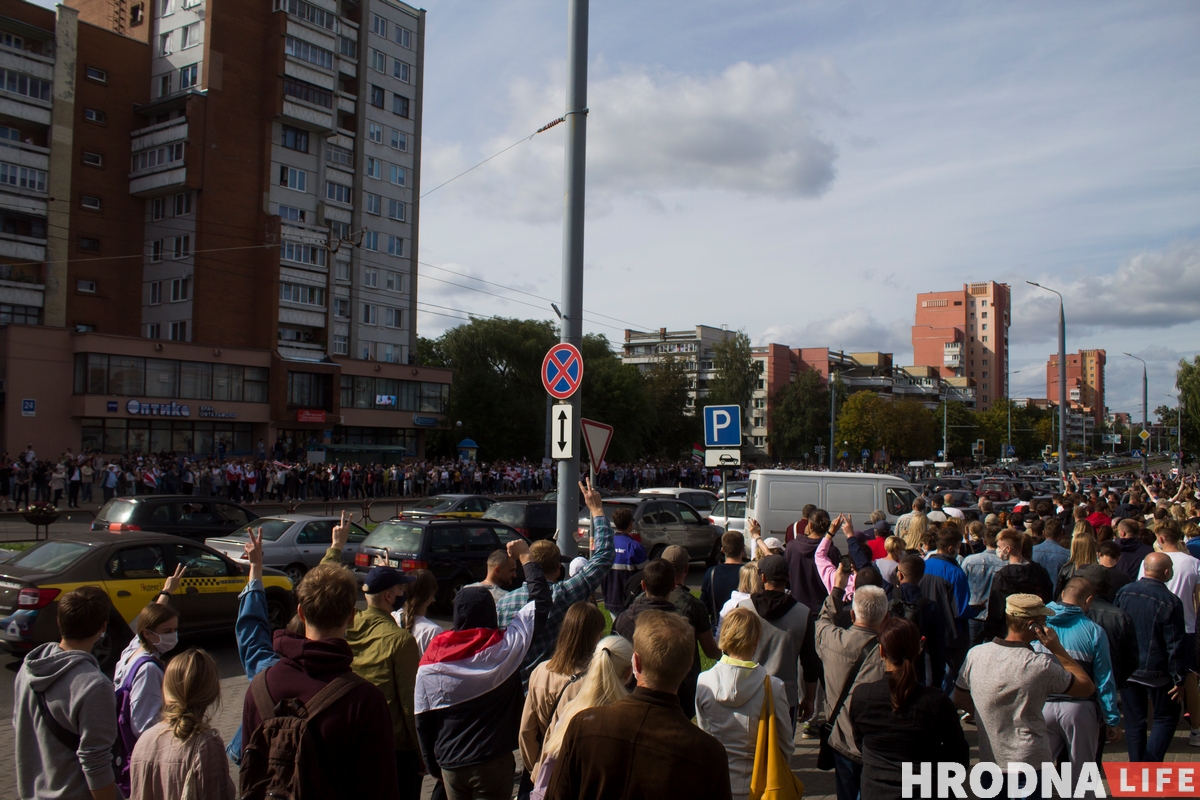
[[149, 631, 178, 654]]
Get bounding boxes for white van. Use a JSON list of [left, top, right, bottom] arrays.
[[746, 470, 919, 541]]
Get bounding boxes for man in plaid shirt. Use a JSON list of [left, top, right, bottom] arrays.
[[496, 479, 614, 682]]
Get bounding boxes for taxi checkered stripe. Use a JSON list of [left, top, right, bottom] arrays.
[[180, 577, 243, 587]]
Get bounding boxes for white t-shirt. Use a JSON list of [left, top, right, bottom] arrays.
[[1139, 550, 1200, 634], [391, 611, 443, 654]]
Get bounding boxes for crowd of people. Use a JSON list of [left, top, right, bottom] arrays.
[[10, 465, 1200, 800]]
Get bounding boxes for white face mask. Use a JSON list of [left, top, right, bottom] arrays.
[[149, 631, 178, 654]]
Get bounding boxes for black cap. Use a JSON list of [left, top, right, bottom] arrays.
[[453, 586, 498, 631], [362, 567, 415, 594], [757, 554, 789, 584]]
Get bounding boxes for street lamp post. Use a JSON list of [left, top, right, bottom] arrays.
[[1166, 392, 1181, 462], [1027, 282, 1066, 481], [1124, 353, 1148, 474]]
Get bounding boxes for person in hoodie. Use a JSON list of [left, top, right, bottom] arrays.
[[600, 506, 646, 618], [1114, 518, 1153, 580], [890, 556, 946, 688], [737, 554, 821, 729], [695, 607, 793, 800], [322, 516, 422, 800], [1032, 577, 1122, 777], [415, 542, 550, 799], [13, 585, 120, 800], [983, 529, 1055, 640], [784, 508, 840, 613], [239, 562, 400, 800]]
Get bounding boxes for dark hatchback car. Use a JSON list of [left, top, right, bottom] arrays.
[[481, 500, 557, 541], [92, 495, 258, 540], [353, 518, 528, 606]]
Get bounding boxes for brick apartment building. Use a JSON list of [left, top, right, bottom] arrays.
[[0, 0, 450, 461], [1047, 348, 1106, 425], [911, 280, 1010, 411]]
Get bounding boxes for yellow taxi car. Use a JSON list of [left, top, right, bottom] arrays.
[[0, 530, 293, 672], [394, 494, 494, 520]]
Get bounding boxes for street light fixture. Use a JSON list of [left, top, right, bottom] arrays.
[[1124, 352, 1148, 473], [1026, 282, 1066, 481], [1165, 392, 1181, 461]]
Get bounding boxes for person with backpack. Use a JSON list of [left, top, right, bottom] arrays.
[[239, 562, 399, 800], [13, 586, 120, 800], [129, 647, 235, 799], [600, 506, 647, 618], [699, 532, 746, 634], [889, 556, 946, 688]]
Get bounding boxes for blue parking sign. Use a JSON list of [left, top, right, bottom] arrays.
[[21, 399, 35, 417], [703, 405, 742, 447]]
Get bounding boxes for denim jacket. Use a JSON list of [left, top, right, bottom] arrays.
[[1114, 577, 1186, 687], [225, 578, 281, 763], [961, 548, 1004, 620]]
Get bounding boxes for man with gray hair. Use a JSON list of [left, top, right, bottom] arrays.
[[815, 566, 887, 800]]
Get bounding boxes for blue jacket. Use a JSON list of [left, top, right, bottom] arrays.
[[601, 532, 647, 615], [226, 578, 281, 763], [1114, 577, 1187, 687], [1033, 602, 1120, 727], [961, 548, 1004, 620], [1032, 539, 1070, 583], [924, 554, 972, 620]]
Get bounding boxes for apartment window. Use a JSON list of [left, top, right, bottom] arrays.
[[84, 108, 107, 124], [283, 77, 332, 108], [386, 199, 405, 221], [83, 151, 103, 167], [279, 166, 307, 192], [81, 195, 102, 211], [169, 321, 187, 341], [280, 282, 325, 306], [149, 281, 162, 305], [157, 73, 171, 97], [362, 303, 377, 325], [982, 335, 988, 342], [173, 191, 193, 216], [982, 359, 988, 366], [280, 125, 309, 153], [372, 14, 387, 37], [325, 143, 353, 169], [389, 164, 406, 186], [183, 0, 201, 7], [159, 0, 173, 16], [369, 49, 386, 72], [77, 279, 97, 294], [386, 271, 404, 291], [85, 67, 108, 84], [362, 231, 378, 251], [0, 34, 24, 51], [363, 156, 381, 179], [277, 204, 306, 222], [386, 236, 402, 257], [385, 307, 402, 328], [325, 181, 352, 204], [276, 0, 334, 30], [391, 95, 410, 118], [982, 371, 988, 379], [159, 32, 171, 56], [172, 235, 191, 259], [369, 85, 384, 108], [150, 197, 167, 220], [393, 60, 412, 84], [180, 23, 199, 49], [365, 193, 381, 215], [332, 334, 348, 355], [360, 343, 371, 360], [286, 36, 333, 70], [150, 239, 163, 262], [335, 260, 351, 280], [77, 236, 100, 252], [131, 142, 184, 172], [170, 277, 190, 302], [981, 311, 988, 318], [981, 300, 988, 307], [982, 323, 987, 330], [281, 241, 327, 267], [338, 36, 357, 59], [395, 26, 412, 49], [364, 268, 378, 287], [390, 130, 407, 151], [179, 64, 199, 90], [982, 383, 988, 391], [329, 220, 350, 239], [368, 121, 383, 143], [147, 323, 161, 339], [334, 298, 350, 318]]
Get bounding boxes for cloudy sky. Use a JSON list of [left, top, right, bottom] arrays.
[[38, 0, 1200, 421]]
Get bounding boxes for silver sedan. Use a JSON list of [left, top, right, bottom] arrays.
[[205, 514, 369, 584]]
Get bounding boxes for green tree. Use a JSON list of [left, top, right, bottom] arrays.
[[416, 336, 448, 368], [877, 400, 940, 462], [935, 401, 977, 461], [835, 391, 886, 457], [767, 369, 830, 460], [578, 333, 652, 463], [707, 331, 760, 420], [1176, 356, 1200, 459], [645, 356, 701, 458]]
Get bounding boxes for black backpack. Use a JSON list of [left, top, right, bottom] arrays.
[[889, 592, 932, 627]]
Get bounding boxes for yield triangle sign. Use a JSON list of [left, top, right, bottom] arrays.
[[580, 418, 614, 466]]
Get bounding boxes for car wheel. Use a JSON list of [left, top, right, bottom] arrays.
[[648, 544, 665, 560], [93, 612, 132, 676], [440, 576, 469, 611], [283, 563, 308, 585], [266, 592, 291, 631]]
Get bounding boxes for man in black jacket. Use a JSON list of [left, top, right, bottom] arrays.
[[983, 529, 1054, 640], [1114, 519, 1153, 580]]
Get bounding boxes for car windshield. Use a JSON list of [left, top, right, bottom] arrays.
[[225, 519, 294, 542], [481, 505, 523, 525], [408, 497, 455, 513], [364, 522, 423, 553], [97, 499, 136, 523], [8, 541, 91, 572]]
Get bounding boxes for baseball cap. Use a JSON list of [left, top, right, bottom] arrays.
[[757, 554, 788, 583], [661, 545, 690, 575], [872, 520, 891, 536], [762, 537, 785, 553], [1005, 593, 1055, 619], [362, 566, 415, 594]]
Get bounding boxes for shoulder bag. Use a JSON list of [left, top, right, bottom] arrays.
[[816, 638, 877, 771]]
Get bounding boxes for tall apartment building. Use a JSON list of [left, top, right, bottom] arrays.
[[0, 0, 450, 459], [622, 325, 737, 411], [911, 281, 1010, 410], [1047, 348, 1105, 425]]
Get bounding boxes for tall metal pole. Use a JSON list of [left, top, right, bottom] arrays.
[[1006, 360, 1012, 461], [829, 371, 837, 470], [554, 0, 588, 558], [943, 398, 948, 461], [1125, 353, 1148, 475], [1027, 282, 1066, 481]]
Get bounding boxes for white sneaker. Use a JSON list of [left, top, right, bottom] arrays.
[[1190, 729, 1200, 747]]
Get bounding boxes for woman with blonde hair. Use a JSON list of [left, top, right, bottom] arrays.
[[530, 635, 634, 800], [717, 562, 763, 635], [129, 648, 235, 799], [903, 512, 928, 553], [1055, 532, 1098, 599], [1072, 519, 1095, 539]]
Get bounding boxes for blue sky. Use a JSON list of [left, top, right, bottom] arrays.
[[36, 0, 1200, 421]]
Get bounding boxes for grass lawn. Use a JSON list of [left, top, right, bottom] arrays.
[[2, 540, 38, 553]]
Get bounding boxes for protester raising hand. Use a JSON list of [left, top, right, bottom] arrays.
[[332, 509, 352, 552], [579, 478, 603, 517], [157, 563, 185, 606], [242, 527, 264, 584]]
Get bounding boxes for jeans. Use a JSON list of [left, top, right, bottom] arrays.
[[1121, 682, 1180, 762], [396, 749, 422, 800], [442, 751, 514, 800], [968, 617, 987, 649], [832, 751, 862, 800]]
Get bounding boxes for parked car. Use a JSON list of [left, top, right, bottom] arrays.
[[91, 495, 258, 540], [975, 480, 1016, 503], [576, 497, 723, 565], [481, 500, 557, 541], [353, 518, 528, 606], [205, 515, 371, 584], [0, 531, 293, 672], [709, 497, 747, 533], [637, 487, 720, 514], [394, 494, 494, 520]]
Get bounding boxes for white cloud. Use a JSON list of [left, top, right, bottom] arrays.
[[425, 59, 841, 223], [755, 308, 911, 357]]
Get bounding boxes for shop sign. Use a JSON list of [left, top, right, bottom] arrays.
[[199, 406, 238, 419], [412, 415, 440, 427], [21, 399, 35, 417], [297, 409, 326, 423], [107, 401, 119, 412], [126, 399, 191, 417]]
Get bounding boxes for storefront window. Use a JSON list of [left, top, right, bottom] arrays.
[[73, 353, 267, 403], [213, 364, 243, 402], [108, 356, 145, 395], [287, 371, 332, 410], [150, 420, 172, 454], [244, 367, 269, 403], [340, 375, 354, 408], [420, 382, 449, 413], [80, 418, 253, 454], [145, 359, 179, 399], [373, 378, 398, 409], [103, 418, 127, 453], [353, 375, 371, 408], [398, 380, 418, 411], [127, 421, 149, 454], [180, 361, 212, 400]]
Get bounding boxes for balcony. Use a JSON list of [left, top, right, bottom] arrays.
[[943, 342, 963, 368], [0, 276, 44, 308], [129, 119, 189, 197]]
